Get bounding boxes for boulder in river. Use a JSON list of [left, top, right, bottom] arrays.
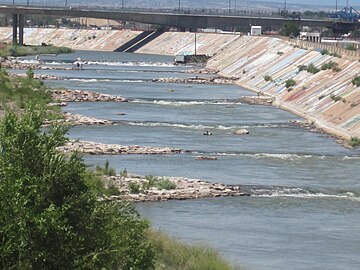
[[233, 129, 250, 135]]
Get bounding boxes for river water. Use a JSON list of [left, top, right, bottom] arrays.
[[20, 51, 360, 270]]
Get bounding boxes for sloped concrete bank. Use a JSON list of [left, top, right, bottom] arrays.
[[205, 36, 360, 141]]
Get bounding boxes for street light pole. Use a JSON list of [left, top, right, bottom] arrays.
[[65, 0, 67, 7], [122, 0, 124, 9], [178, 0, 181, 12], [228, 0, 231, 13]]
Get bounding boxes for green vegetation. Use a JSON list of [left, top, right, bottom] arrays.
[[95, 159, 116, 176], [285, 79, 296, 88], [263, 75, 272, 82], [330, 95, 343, 102], [0, 109, 154, 269], [298, 65, 307, 72], [280, 21, 300, 37], [352, 76, 360, 87], [0, 44, 73, 57], [345, 44, 357, 51], [306, 63, 320, 74], [120, 167, 128, 177], [321, 61, 341, 72], [0, 68, 55, 111], [320, 49, 341, 58], [277, 51, 284, 56], [150, 231, 242, 270], [349, 137, 360, 147], [129, 182, 142, 194], [143, 175, 177, 190]]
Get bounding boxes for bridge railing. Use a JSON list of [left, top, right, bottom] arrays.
[[0, 4, 332, 21]]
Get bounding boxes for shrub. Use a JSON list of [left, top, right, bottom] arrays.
[[352, 76, 360, 87], [330, 95, 342, 102], [306, 63, 320, 74], [106, 184, 121, 196], [154, 179, 177, 190], [346, 44, 357, 51], [277, 51, 284, 56], [321, 61, 340, 71], [0, 109, 154, 269], [298, 65, 307, 72], [320, 49, 329, 55], [264, 75, 272, 82], [349, 137, 360, 147], [285, 79, 296, 88], [143, 175, 177, 190], [128, 182, 141, 193], [320, 49, 341, 58]]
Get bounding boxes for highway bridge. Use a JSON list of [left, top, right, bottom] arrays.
[[0, 5, 358, 45]]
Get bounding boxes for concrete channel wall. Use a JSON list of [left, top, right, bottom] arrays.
[[206, 36, 360, 139]]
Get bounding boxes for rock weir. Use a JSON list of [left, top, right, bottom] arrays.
[[58, 140, 182, 155], [52, 89, 128, 103], [104, 175, 249, 202]]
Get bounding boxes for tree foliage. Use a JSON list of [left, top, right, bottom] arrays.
[[0, 108, 154, 269], [281, 22, 300, 37]]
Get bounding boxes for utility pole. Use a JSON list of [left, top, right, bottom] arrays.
[[122, 0, 124, 9], [228, 0, 231, 13], [284, 0, 287, 11], [178, 0, 181, 12], [65, 0, 67, 7], [336, 0, 338, 13]]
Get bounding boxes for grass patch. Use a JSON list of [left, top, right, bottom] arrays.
[[95, 159, 116, 176], [349, 137, 360, 147], [149, 230, 243, 270], [143, 175, 177, 190], [0, 68, 61, 118], [0, 44, 73, 57]]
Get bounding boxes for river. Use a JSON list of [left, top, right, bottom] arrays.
[[19, 51, 360, 270]]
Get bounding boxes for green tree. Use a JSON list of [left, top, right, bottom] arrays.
[[281, 22, 301, 37], [0, 108, 154, 269]]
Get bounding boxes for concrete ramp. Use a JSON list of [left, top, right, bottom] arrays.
[[115, 30, 163, 53]]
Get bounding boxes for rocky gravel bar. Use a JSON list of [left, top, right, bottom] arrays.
[[58, 140, 182, 155], [52, 89, 128, 103], [104, 175, 249, 202]]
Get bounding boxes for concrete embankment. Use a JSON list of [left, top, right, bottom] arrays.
[[205, 36, 360, 139]]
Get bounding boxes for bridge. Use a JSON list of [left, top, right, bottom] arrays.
[[0, 5, 357, 45]]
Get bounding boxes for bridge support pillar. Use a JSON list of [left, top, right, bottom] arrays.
[[18, 14, 24, 45], [11, 14, 25, 46], [12, 14, 18, 45]]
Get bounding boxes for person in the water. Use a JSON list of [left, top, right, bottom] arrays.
[[203, 130, 212, 135]]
